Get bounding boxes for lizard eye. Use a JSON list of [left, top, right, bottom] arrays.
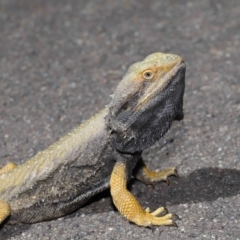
[[143, 70, 154, 80]]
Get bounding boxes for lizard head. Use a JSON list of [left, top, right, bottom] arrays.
[[106, 52, 186, 153]]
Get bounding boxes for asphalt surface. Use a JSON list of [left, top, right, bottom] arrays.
[[0, 0, 240, 239]]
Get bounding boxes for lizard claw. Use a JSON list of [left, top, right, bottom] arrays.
[[172, 213, 180, 220], [170, 222, 178, 227], [173, 169, 180, 178], [165, 178, 170, 186]]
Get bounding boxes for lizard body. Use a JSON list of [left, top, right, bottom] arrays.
[[0, 52, 185, 227]]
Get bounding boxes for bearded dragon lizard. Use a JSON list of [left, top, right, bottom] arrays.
[[0, 52, 185, 227]]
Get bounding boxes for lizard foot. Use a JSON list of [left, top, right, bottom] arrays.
[[110, 160, 179, 227], [0, 199, 11, 224], [146, 167, 179, 185], [141, 207, 179, 227], [134, 157, 178, 185], [0, 163, 17, 174]]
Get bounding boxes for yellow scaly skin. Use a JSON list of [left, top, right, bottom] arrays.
[[110, 161, 179, 227]]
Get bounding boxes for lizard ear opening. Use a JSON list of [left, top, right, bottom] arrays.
[[121, 102, 129, 111]]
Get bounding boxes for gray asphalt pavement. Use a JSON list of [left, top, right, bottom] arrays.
[[0, 0, 240, 239]]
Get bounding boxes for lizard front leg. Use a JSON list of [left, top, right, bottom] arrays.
[[110, 158, 178, 227], [0, 163, 17, 174], [133, 157, 178, 185], [0, 199, 11, 224]]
